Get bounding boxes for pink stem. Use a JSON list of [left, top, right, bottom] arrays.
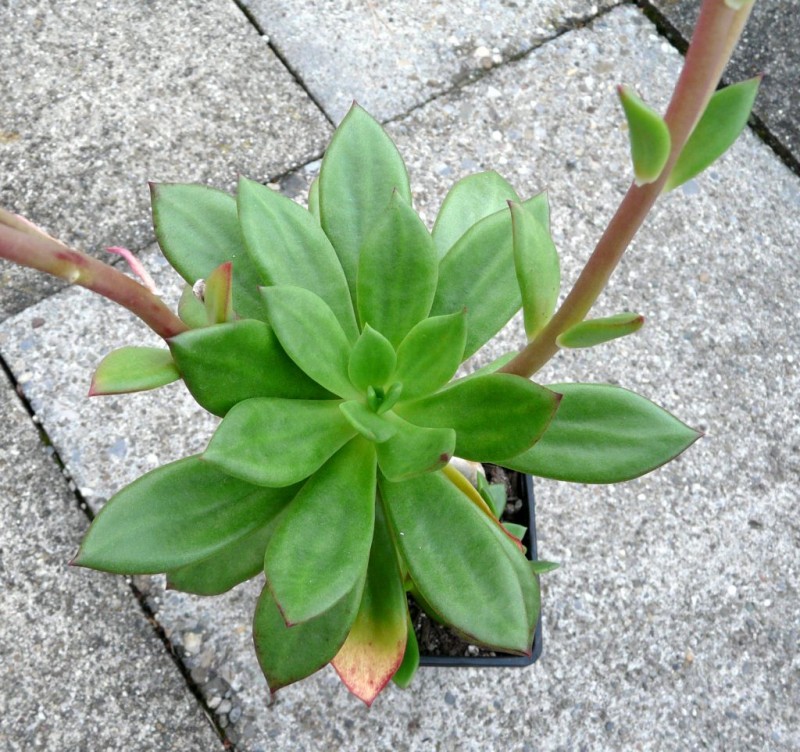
[[501, 0, 752, 378], [0, 222, 187, 339]]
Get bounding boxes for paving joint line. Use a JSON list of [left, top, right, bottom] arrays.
[[230, 0, 337, 128], [381, 2, 623, 128], [0, 350, 235, 751]]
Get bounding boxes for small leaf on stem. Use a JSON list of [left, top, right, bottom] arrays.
[[618, 85, 671, 186], [556, 312, 644, 349]]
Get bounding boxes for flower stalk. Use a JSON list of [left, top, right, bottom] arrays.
[[0, 209, 186, 339], [501, 0, 756, 378]]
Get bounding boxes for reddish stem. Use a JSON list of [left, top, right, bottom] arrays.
[[0, 222, 187, 339], [501, 0, 752, 378]]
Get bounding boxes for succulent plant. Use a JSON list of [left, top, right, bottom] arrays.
[[0, 0, 759, 707]]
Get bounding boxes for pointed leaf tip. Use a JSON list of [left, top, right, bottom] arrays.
[[618, 85, 671, 185]]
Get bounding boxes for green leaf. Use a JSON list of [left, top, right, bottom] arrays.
[[261, 286, 359, 399], [203, 261, 234, 324], [265, 438, 377, 624], [432, 171, 520, 258], [169, 319, 330, 417], [348, 324, 397, 392], [530, 560, 560, 575], [510, 195, 560, 339], [166, 493, 296, 595], [380, 471, 533, 653], [318, 104, 412, 300], [237, 177, 358, 340], [476, 473, 506, 519], [556, 312, 644, 349], [618, 85, 671, 185], [432, 198, 541, 358], [356, 194, 438, 347], [150, 183, 265, 320], [89, 346, 179, 396], [501, 383, 702, 483], [394, 311, 467, 400], [204, 398, 355, 487], [254, 579, 363, 692], [74, 456, 294, 574], [340, 401, 397, 443], [307, 176, 320, 221], [177, 284, 207, 329], [503, 522, 527, 541], [391, 614, 419, 689], [397, 373, 561, 461], [332, 497, 407, 706], [376, 413, 455, 481], [665, 76, 761, 191]]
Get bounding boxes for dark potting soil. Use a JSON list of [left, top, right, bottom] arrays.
[[410, 464, 531, 659]]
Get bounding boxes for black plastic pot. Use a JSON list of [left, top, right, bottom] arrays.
[[418, 470, 543, 668]]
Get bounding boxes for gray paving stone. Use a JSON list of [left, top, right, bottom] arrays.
[[1, 4, 798, 749], [0, 371, 224, 750], [647, 0, 800, 162], [0, 0, 330, 319], [243, 0, 622, 123]]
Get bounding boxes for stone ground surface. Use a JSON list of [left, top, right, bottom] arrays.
[[1, 1, 798, 751]]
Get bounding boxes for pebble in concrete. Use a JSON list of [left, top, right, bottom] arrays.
[[0, 0, 331, 319], [242, 0, 622, 122], [1, 4, 798, 749]]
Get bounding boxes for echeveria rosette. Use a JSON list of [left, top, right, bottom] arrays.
[[76, 104, 701, 705]]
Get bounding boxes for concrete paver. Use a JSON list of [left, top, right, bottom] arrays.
[[0, 370, 224, 751], [0, 0, 330, 319], [243, 0, 622, 123], [1, 4, 797, 748]]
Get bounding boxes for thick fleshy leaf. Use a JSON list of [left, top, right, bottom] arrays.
[[531, 560, 560, 575], [376, 413, 455, 482], [380, 471, 532, 653], [204, 398, 355, 487], [348, 325, 396, 392], [177, 284, 207, 328], [166, 487, 299, 595], [332, 498, 407, 706], [500, 383, 702, 483], [237, 177, 358, 340], [397, 373, 561, 461], [89, 346, 179, 396], [265, 438, 377, 624], [261, 286, 359, 399], [307, 176, 320, 220], [318, 104, 412, 299], [393, 311, 467, 400], [618, 85, 671, 185], [203, 261, 234, 324], [431, 171, 520, 258], [74, 456, 293, 574], [476, 473, 507, 519], [431, 199, 542, 358], [556, 312, 644, 349], [150, 183, 264, 320], [167, 511, 285, 595], [340, 401, 397, 443], [392, 616, 419, 689], [510, 195, 560, 339], [169, 319, 329, 417], [356, 194, 438, 347], [254, 579, 363, 692], [665, 76, 761, 191]]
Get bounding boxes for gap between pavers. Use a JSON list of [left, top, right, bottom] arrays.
[[0, 370, 224, 751], [241, 0, 623, 123], [1, 4, 798, 750], [0, 0, 331, 320]]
